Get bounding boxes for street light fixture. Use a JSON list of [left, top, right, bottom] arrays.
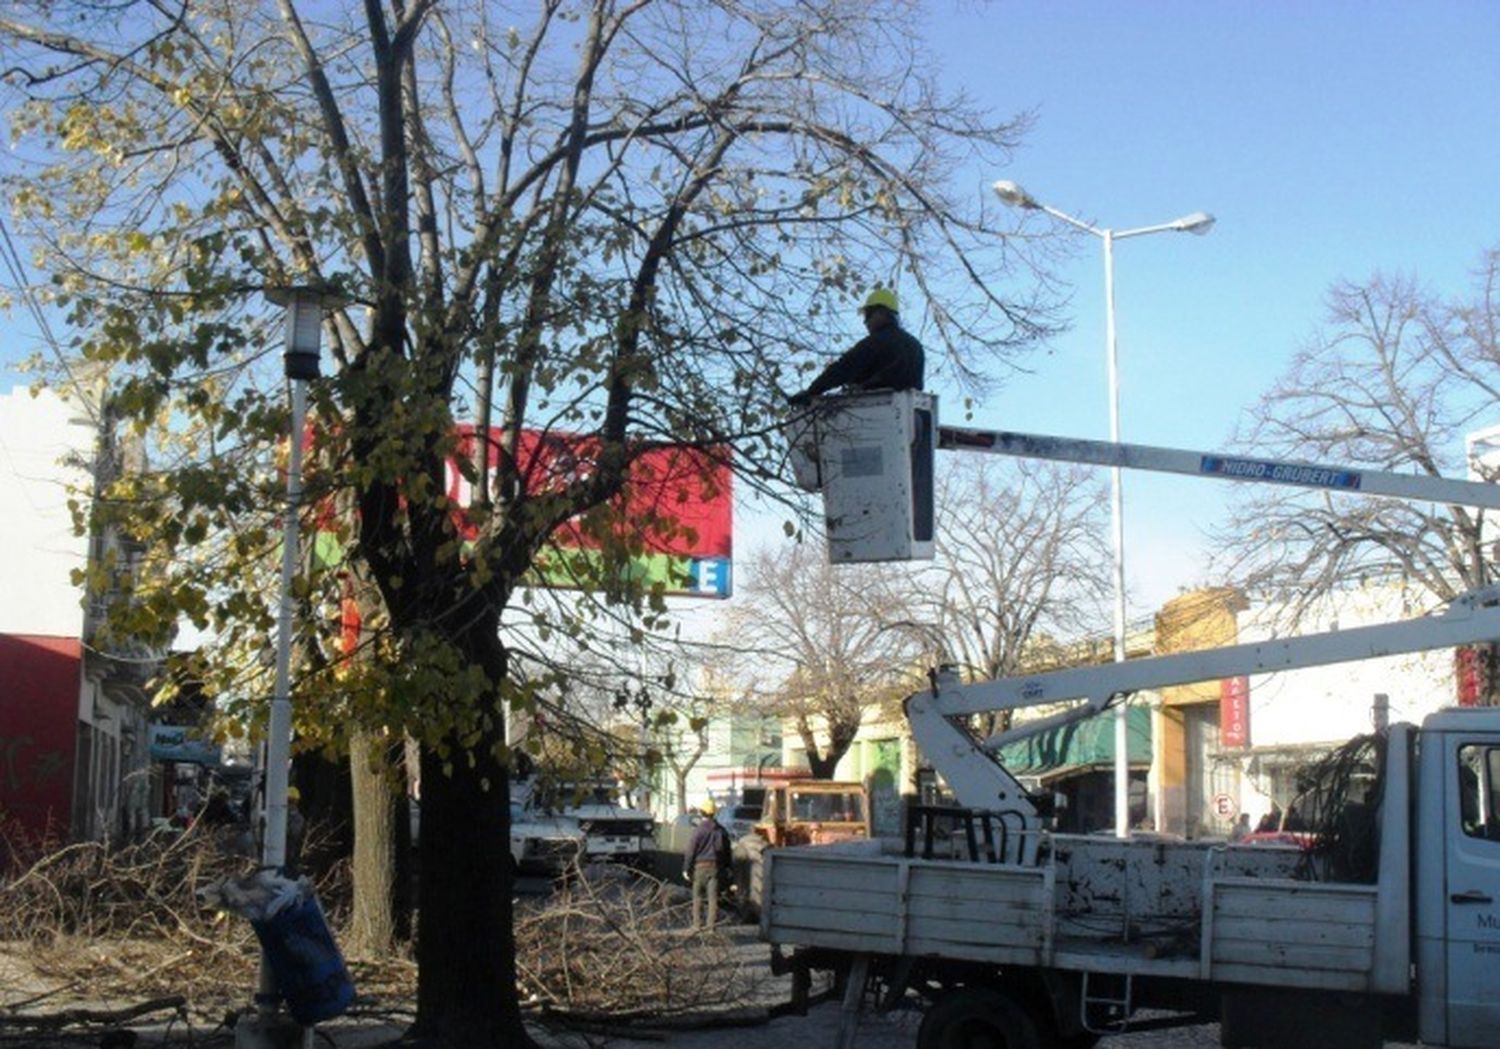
[[992, 179, 1214, 840], [261, 285, 336, 873], [244, 284, 340, 1048]]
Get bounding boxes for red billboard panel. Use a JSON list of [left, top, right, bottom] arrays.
[[1220, 675, 1250, 749], [448, 427, 733, 598], [0, 634, 79, 847]]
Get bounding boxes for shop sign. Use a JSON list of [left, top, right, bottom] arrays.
[[149, 724, 221, 765], [1220, 676, 1250, 749]]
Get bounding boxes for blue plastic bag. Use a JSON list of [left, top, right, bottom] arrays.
[[250, 893, 354, 1025]]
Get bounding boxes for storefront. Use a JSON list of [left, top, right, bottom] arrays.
[[997, 706, 1152, 833]]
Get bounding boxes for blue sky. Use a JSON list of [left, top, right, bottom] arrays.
[[4, 2, 1498, 629], [897, 0, 1500, 615]]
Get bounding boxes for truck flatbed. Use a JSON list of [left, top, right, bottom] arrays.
[[762, 835, 1396, 994]]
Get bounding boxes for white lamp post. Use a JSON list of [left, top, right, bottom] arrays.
[[261, 286, 331, 873], [992, 180, 1213, 839], [243, 285, 337, 1048]]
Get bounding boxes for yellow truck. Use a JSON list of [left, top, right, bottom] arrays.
[[734, 779, 871, 919]]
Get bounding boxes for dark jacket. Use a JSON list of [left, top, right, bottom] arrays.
[[684, 816, 731, 871], [802, 323, 925, 399]]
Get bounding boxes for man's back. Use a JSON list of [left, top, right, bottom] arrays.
[[685, 817, 729, 866], [799, 322, 924, 401]]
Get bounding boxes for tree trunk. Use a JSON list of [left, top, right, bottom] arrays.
[[800, 711, 859, 779], [408, 624, 528, 1048], [806, 751, 838, 779], [290, 750, 352, 879], [348, 729, 411, 957]]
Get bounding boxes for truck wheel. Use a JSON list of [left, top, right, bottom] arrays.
[[916, 987, 1045, 1049]]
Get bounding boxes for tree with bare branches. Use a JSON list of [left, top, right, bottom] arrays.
[[910, 458, 1111, 728], [1214, 248, 1500, 700], [0, 1, 1056, 1042], [730, 543, 919, 777]]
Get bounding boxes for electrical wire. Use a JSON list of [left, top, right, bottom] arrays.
[[0, 212, 98, 423]]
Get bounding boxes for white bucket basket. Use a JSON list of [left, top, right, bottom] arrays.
[[796, 390, 936, 563]]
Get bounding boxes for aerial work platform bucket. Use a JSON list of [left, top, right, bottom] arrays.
[[788, 389, 936, 563]]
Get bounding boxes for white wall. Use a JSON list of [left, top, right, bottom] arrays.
[[1237, 583, 1453, 747], [0, 386, 91, 636]]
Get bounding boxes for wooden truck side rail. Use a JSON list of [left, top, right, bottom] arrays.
[[762, 840, 1389, 993]]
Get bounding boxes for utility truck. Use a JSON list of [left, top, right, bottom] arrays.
[[766, 390, 1500, 1049]]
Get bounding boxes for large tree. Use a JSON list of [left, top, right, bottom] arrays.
[[0, 1, 1053, 1042], [909, 457, 1111, 730], [1215, 249, 1500, 699]]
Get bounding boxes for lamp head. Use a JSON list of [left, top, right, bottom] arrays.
[[991, 179, 1038, 209], [267, 285, 344, 381], [1173, 211, 1216, 236]]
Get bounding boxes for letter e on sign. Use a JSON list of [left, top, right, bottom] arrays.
[[1212, 793, 1238, 821]]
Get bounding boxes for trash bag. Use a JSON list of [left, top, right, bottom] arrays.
[[203, 871, 354, 1025]]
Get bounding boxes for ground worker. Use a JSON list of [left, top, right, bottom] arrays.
[[787, 287, 925, 406], [682, 798, 732, 929]]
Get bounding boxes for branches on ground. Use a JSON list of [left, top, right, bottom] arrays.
[[514, 864, 765, 1021]]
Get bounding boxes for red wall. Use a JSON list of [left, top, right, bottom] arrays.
[[0, 634, 79, 846]]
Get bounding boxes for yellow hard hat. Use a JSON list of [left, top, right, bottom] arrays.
[[286, 786, 301, 803], [701, 798, 717, 816], [861, 287, 899, 314]]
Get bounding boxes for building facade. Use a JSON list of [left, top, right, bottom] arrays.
[[1153, 582, 1459, 838], [0, 386, 159, 847]]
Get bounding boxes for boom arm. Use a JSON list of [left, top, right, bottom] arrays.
[[907, 587, 1500, 858], [798, 393, 1500, 860], [938, 425, 1500, 510]]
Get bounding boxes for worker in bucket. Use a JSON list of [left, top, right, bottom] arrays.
[[787, 287, 925, 406], [683, 798, 732, 929]]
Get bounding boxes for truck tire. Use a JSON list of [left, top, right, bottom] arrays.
[[917, 987, 1045, 1049]]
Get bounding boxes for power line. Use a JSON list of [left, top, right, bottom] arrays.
[[0, 212, 98, 422]]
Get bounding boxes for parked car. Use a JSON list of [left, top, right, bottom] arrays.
[[656, 811, 704, 854], [509, 801, 585, 875], [566, 794, 656, 864], [721, 802, 762, 841], [529, 782, 656, 865]]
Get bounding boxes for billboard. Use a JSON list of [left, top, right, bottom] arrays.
[[447, 427, 732, 598], [313, 426, 732, 599]]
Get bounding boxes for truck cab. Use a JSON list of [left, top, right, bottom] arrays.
[[754, 780, 870, 847], [552, 782, 656, 865], [1417, 708, 1500, 1047]]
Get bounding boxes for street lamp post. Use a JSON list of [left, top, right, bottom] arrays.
[[240, 286, 337, 1049], [992, 180, 1213, 839]]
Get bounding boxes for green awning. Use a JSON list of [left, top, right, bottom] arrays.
[[997, 706, 1151, 780]]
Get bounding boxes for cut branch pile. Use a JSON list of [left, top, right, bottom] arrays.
[[0, 827, 261, 1016], [514, 865, 770, 1023], [1, 836, 776, 1037]]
